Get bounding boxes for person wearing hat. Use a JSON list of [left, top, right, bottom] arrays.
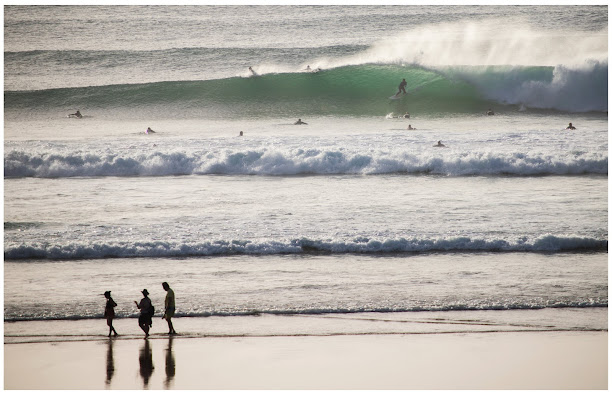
[[134, 289, 154, 337], [103, 291, 118, 337]]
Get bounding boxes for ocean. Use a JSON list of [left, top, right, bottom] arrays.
[[4, 4, 607, 341]]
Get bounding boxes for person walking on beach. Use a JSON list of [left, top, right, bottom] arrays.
[[162, 282, 177, 335], [134, 289, 154, 337], [103, 291, 119, 337]]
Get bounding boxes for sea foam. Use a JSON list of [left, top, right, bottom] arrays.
[[5, 148, 608, 178], [5, 235, 607, 260]]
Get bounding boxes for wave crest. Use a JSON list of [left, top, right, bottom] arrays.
[[5, 62, 607, 117], [5, 235, 607, 260], [5, 148, 607, 178]]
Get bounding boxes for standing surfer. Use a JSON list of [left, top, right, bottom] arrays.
[[397, 79, 407, 96]]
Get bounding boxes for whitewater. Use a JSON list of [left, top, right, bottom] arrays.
[[4, 5, 607, 334]]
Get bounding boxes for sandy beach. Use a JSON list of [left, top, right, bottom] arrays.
[[4, 312, 607, 390]]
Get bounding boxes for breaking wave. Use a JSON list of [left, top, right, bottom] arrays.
[[5, 148, 608, 178], [5, 235, 607, 260], [5, 62, 607, 118]]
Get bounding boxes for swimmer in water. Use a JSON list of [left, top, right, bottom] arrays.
[[407, 124, 416, 130], [145, 127, 156, 134], [566, 122, 576, 130], [69, 110, 82, 118], [239, 131, 244, 136], [434, 140, 446, 147], [294, 118, 307, 125]]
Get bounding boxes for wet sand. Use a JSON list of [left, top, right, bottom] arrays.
[[4, 314, 607, 390]]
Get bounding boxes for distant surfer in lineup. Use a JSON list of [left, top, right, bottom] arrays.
[[566, 122, 576, 130], [294, 118, 307, 125], [487, 108, 495, 115], [397, 79, 407, 96], [68, 110, 82, 119], [145, 127, 156, 134], [434, 140, 446, 147], [407, 124, 416, 130]]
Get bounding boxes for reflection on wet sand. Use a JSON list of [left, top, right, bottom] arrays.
[[105, 338, 115, 387], [165, 337, 176, 389], [139, 339, 154, 389], [104, 337, 177, 389]]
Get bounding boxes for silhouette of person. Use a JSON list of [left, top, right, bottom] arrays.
[[397, 79, 407, 95], [134, 289, 154, 337], [162, 282, 177, 335], [69, 110, 82, 118], [434, 140, 446, 147], [407, 124, 416, 130], [139, 339, 155, 389], [105, 338, 115, 387], [566, 122, 576, 130], [164, 337, 176, 389], [294, 119, 307, 125], [487, 108, 495, 115], [103, 291, 118, 337], [239, 131, 243, 136]]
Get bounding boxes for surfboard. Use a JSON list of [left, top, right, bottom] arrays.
[[389, 93, 405, 100]]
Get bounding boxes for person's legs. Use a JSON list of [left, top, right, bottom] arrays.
[[167, 318, 176, 334], [139, 316, 149, 336]]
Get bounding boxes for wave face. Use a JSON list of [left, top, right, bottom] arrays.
[[5, 62, 607, 118], [5, 148, 608, 178], [5, 235, 608, 260]]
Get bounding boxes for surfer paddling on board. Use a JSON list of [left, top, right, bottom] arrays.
[[69, 110, 82, 119], [566, 122, 576, 130], [434, 140, 446, 147], [294, 118, 307, 125], [145, 127, 156, 134]]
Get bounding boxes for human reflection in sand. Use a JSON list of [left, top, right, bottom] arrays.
[[165, 337, 176, 389], [105, 338, 115, 387], [139, 339, 155, 389]]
